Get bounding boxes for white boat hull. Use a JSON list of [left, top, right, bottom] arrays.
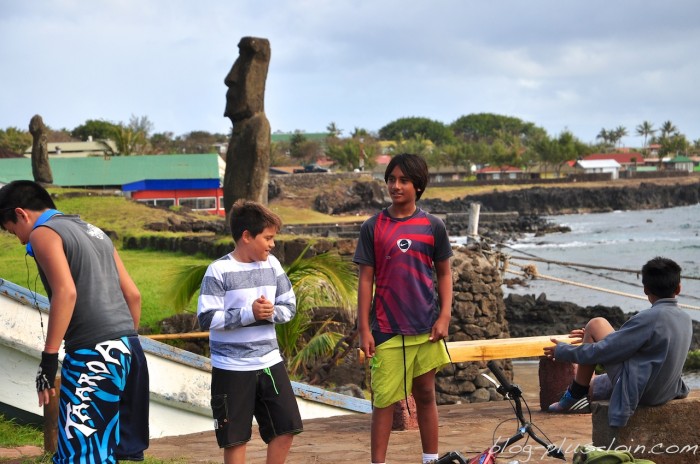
[[0, 278, 370, 438]]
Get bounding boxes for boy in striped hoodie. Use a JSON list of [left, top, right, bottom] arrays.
[[198, 200, 302, 464]]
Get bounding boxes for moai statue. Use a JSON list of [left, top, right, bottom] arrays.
[[223, 36, 271, 211], [29, 114, 53, 185]]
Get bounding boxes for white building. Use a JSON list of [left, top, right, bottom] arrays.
[[575, 159, 621, 180]]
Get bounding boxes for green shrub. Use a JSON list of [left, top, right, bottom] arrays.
[[685, 350, 700, 371]]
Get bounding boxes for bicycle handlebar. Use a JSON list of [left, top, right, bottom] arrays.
[[487, 361, 565, 461], [486, 360, 512, 389], [435, 362, 566, 463]]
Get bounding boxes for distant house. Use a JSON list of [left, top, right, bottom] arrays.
[[667, 155, 694, 173], [475, 165, 524, 181], [124, 178, 224, 215], [428, 165, 471, 183], [647, 144, 661, 157], [23, 138, 118, 158], [0, 153, 227, 215], [583, 152, 644, 171], [575, 159, 621, 179]]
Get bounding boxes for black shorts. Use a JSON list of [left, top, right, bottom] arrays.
[[210, 361, 303, 447]]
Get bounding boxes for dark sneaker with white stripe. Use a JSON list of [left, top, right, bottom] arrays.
[[548, 390, 591, 413]]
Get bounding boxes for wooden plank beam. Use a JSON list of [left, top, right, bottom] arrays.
[[358, 335, 575, 363], [446, 335, 575, 362]]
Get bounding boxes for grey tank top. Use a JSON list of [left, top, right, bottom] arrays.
[[37, 215, 137, 351]]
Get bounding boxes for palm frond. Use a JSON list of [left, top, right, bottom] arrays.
[[287, 330, 344, 376], [286, 248, 358, 319], [166, 264, 208, 312], [275, 308, 311, 359]]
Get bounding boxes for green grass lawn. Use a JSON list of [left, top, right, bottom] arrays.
[[0, 189, 364, 332], [0, 235, 212, 331], [0, 191, 217, 332]]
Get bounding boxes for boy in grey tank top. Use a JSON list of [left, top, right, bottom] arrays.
[[0, 180, 150, 463]]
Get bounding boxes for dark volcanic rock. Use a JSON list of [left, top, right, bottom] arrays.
[[505, 293, 700, 351], [314, 180, 390, 215], [419, 182, 700, 216]]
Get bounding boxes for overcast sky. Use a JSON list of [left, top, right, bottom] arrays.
[[2, 0, 699, 146]]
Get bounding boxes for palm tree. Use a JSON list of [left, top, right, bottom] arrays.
[[112, 125, 146, 155], [635, 121, 655, 155], [613, 125, 628, 148], [596, 128, 611, 152], [326, 122, 342, 138], [166, 246, 358, 378], [660, 121, 677, 139]]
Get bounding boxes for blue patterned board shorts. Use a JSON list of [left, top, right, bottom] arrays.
[[54, 336, 137, 464]]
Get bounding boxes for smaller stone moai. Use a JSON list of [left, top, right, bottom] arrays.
[[29, 114, 53, 185], [223, 36, 271, 211]]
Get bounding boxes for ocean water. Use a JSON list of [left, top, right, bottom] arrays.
[[459, 203, 700, 387], [450, 203, 700, 318], [490, 203, 700, 322]]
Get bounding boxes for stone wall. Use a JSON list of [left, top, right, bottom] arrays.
[[122, 233, 358, 262], [435, 248, 511, 404]]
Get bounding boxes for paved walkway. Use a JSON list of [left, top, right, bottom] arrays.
[[0, 445, 43, 462], [146, 362, 592, 463], [1, 363, 592, 463]]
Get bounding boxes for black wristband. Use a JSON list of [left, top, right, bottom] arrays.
[[36, 351, 59, 393]]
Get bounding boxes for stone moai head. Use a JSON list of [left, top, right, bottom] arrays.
[[224, 37, 271, 122]]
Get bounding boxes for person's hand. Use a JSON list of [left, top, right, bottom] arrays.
[[359, 330, 375, 359], [568, 327, 586, 345], [430, 315, 450, 342], [252, 296, 274, 321], [36, 352, 58, 407], [543, 338, 560, 360]]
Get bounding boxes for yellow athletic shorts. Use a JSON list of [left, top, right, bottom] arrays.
[[369, 333, 451, 408]]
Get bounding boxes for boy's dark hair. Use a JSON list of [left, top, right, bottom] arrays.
[[384, 153, 429, 200], [0, 180, 57, 230], [641, 256, 681, 299], [229, 199, 282, 242]]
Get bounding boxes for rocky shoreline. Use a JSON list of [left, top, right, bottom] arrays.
[[505, 293, 700, 352], [418, 179, 700, 216]]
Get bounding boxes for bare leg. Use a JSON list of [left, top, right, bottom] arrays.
[[371, 405, 394, 463], [574, 317, 615, 386], [223, 444, 246, 464], [266, 434, 294, 464], [412, 370, 439, 455]]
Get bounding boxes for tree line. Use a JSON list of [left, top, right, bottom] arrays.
[[1, 113, 698, 174], [0, 115, 228, 157], [279, 115, 698, 173]]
